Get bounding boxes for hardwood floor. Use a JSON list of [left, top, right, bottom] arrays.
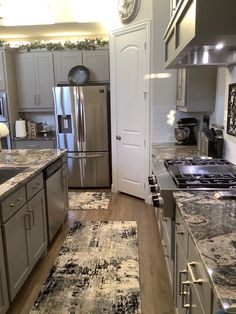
[[7, 191, 175, 314]]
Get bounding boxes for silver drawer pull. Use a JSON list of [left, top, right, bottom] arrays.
[[29, 209, 35, 227], [181, 281, 191, 309], [10, 197, 22, 207], [188, 262, 204, 285], [31, 182, 41, 189], [179, 269, 187, 295], [28, 144, 40, 147], [24, 213, 31, 230], [177, 231, 184, 235]]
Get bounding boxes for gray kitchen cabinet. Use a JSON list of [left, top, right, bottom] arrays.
[[62, 157, 69, 217], [175, 206, 212, 314], [53, 48, 109, 84], [2, 174, 47, 301], [15, 51, 55, 111], [13, 139, 56, 149], [0, 51, 6, 91], [176, 68, 217, 112], [82, 49, 110, 82], [0, 229, 9, 314], [53, 50, 83, 84]]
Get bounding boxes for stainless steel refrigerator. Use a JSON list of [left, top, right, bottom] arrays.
[[53, 85, 110, 188]]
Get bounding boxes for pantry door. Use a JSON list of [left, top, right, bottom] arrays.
[[110, 22, 150, 199]]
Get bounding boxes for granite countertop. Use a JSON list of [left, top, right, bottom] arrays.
[[0, 149, 67, 201], [152, 142, 200, 161], [174, 191, 236, 311], [13, 136, 56, 141]]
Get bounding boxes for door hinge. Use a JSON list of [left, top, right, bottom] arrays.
[[144, 41, 147, 50], [144, 139, 146, 146]]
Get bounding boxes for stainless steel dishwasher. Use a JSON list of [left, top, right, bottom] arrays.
[[44, 158, 65, 242]]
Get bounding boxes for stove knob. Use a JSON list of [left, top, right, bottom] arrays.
[[150, 184, 159, 193], [148, 175, 157, 185], [152, 194, 164, 209]]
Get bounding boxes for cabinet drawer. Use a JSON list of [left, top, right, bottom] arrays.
[[27, 173, 44, 200], [14, 140, 55, 149], [1, 187, 26, 223], [188, 236, 212, 314], [175, 208, 188, 256]]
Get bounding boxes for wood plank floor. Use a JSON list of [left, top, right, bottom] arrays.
[[7, 191, 175, 314]]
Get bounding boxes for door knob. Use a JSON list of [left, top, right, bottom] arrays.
[[116, 135, 121, 140]]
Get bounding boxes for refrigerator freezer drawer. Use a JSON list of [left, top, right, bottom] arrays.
[[67, 152, 110, 188]]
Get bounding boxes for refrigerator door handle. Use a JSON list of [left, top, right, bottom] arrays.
[[75, 88, 81, 150], [68, 154, 104, 159], [79, 87, 86, 147]]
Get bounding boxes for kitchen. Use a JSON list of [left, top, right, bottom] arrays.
[[0, 0, 236, 313]]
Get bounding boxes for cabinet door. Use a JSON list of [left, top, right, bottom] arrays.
[[0, 51, 6, 91], [176, 68, 186, 108], [3, 205, 31, 301], [83, 49, 110, 82], [175, 235, 188, 314], [0, 230, 9, 314], [34, 52, 55, 109], [53, 51, 83, 84], [62, 162, 69, 217], [27, 189, 47, 268], [15, 53, 36, 110]]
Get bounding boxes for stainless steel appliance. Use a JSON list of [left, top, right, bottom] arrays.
[[151, 157, 236, 216], [0, 92, 11, 149], [44, 159, 65, 242], [53, 85, 110, 188], [174, 118, 197, 145]]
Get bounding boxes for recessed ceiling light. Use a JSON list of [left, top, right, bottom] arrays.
[[215, 43, 224, 50]]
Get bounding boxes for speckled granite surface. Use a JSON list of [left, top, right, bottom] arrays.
[[152, 143, 200, 161], [174, 191, 236, 311], [0, 149, 66, 200]]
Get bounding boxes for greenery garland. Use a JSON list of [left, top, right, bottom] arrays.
[[0, 38, 109, 51]]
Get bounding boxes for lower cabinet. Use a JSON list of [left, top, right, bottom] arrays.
[[3, 189, 47, 301], [0, 230, 9, 314], [175, 206, 212, 314]]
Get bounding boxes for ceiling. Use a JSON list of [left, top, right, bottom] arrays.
[[0, 0, 116, 43]]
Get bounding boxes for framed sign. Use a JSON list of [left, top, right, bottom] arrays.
[[227, 83, 236, 136]]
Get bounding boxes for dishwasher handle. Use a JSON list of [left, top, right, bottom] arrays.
[[44, 158, 63, 179]]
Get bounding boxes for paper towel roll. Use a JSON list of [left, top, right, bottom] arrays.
[[15, 119, 27, 138]]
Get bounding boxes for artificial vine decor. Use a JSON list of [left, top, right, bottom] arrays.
[[0, 38, 109, 51]]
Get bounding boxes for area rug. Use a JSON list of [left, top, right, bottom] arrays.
[[68, 191, 111, 210], [30, 221, 141, 314]]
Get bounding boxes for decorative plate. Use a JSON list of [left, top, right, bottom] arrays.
[[68, 65, 90, 85]]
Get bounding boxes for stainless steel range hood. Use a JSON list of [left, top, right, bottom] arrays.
[[163, 0, 236, 68]]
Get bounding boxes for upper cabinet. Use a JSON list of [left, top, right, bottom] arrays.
[[0, 51, 6, 91], [53, 51, 83, 84], [176, 67, 217, 112], [16, 52, 55, 111], [53, 48, 110, 84], [82, 50, 110, 83]]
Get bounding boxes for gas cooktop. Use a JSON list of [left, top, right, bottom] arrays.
[[164, 157, 236, 189], [164, 157, 233, 168]]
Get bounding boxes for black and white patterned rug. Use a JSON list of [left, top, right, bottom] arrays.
[[69, 191, 111, 210], [30, 221, 141, 314]]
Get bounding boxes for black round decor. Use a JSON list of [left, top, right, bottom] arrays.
[[68, 65, 90, 85]]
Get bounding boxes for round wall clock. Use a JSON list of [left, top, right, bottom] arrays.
[[118, 0, 141, 24]]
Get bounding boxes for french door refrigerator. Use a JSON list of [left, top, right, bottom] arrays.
[[53, 85, 110, 188]]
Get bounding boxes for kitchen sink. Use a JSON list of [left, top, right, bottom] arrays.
[[0, 167, 28, 185]]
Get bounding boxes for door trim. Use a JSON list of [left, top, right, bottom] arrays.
[[109, 20, 151, 202]]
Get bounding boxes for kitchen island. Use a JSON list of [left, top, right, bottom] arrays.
[[151, 143, 236, 313], [0, 148, 67, 200], [0, 149, 68, 312]]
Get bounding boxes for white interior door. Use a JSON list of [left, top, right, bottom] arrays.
[[112, 23, 150, 199]]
